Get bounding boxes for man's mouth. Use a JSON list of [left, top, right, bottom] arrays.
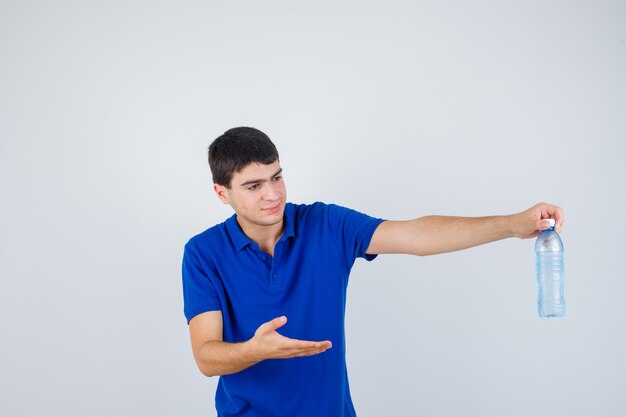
[[263, 203, 281, 212]]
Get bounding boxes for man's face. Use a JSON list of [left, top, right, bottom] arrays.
[[214, 160, 287, 231]]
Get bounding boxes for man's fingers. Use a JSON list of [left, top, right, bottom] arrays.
[[277, 333, 332, 349], [555, 206, 565, 232], [282, 338, 332, 350], [535, 203, 565, 233], [282, 344, 333, 358], [537, 219, 551, 231], [276, 337, 332, 359]]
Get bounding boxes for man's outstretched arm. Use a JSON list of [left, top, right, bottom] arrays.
[[366, 202, 564, 256]]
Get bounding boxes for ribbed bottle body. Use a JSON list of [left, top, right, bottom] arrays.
[[536, 251, 565, 317], [535, 225, 565, 318]]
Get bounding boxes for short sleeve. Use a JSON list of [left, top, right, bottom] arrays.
[[181, 241, 222, 324], [325, 203, 386, 269]]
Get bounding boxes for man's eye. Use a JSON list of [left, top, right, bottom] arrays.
[[248, 184, 258, 190], [273, 176, 282, 181]]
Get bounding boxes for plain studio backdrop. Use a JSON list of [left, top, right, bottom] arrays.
[[1, 1, 625, 416]]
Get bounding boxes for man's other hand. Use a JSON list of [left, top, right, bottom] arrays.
[[245, 316, 332, 360]]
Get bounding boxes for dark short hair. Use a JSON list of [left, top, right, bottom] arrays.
[[208, 127, 280, 188]]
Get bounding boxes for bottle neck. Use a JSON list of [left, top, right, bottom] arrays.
[[543, 226, 555, 232]]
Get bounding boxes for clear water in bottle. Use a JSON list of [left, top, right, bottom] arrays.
[[535, 218, 565, 318]]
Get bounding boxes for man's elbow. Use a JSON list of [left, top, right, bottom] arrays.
[[193, 351, 219, 377], [196, 362, 218, 378]]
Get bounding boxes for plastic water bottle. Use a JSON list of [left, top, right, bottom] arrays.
[[535, 218, 565, 318]]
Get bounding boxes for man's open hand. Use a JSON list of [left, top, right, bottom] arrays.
[[245, 316, 332, 361]]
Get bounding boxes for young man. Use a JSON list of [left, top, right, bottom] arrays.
[[182, 127, 564, 417]]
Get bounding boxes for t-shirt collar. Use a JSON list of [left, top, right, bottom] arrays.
[[225, 203, 296, 252]]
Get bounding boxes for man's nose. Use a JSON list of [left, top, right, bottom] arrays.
[[263, 182, 280, 200]]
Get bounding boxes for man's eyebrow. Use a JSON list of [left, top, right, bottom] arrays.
[[239, 168, 283, 187]]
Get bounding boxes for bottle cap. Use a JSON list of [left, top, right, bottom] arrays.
[[545, 218, 556, 228]]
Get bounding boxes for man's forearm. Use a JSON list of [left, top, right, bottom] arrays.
[[195, 340, 260, 377], [406, 215, 513, 256]]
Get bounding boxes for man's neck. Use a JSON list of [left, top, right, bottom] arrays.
[[236, 216, 284, 257]]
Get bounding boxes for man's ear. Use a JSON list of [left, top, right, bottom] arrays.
[[213, 184, 230, 205]]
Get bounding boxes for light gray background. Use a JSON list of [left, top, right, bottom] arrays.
[[1, 1, 625, 416]]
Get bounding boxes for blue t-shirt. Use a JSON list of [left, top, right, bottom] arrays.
[[182, 202, 385, 417]]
